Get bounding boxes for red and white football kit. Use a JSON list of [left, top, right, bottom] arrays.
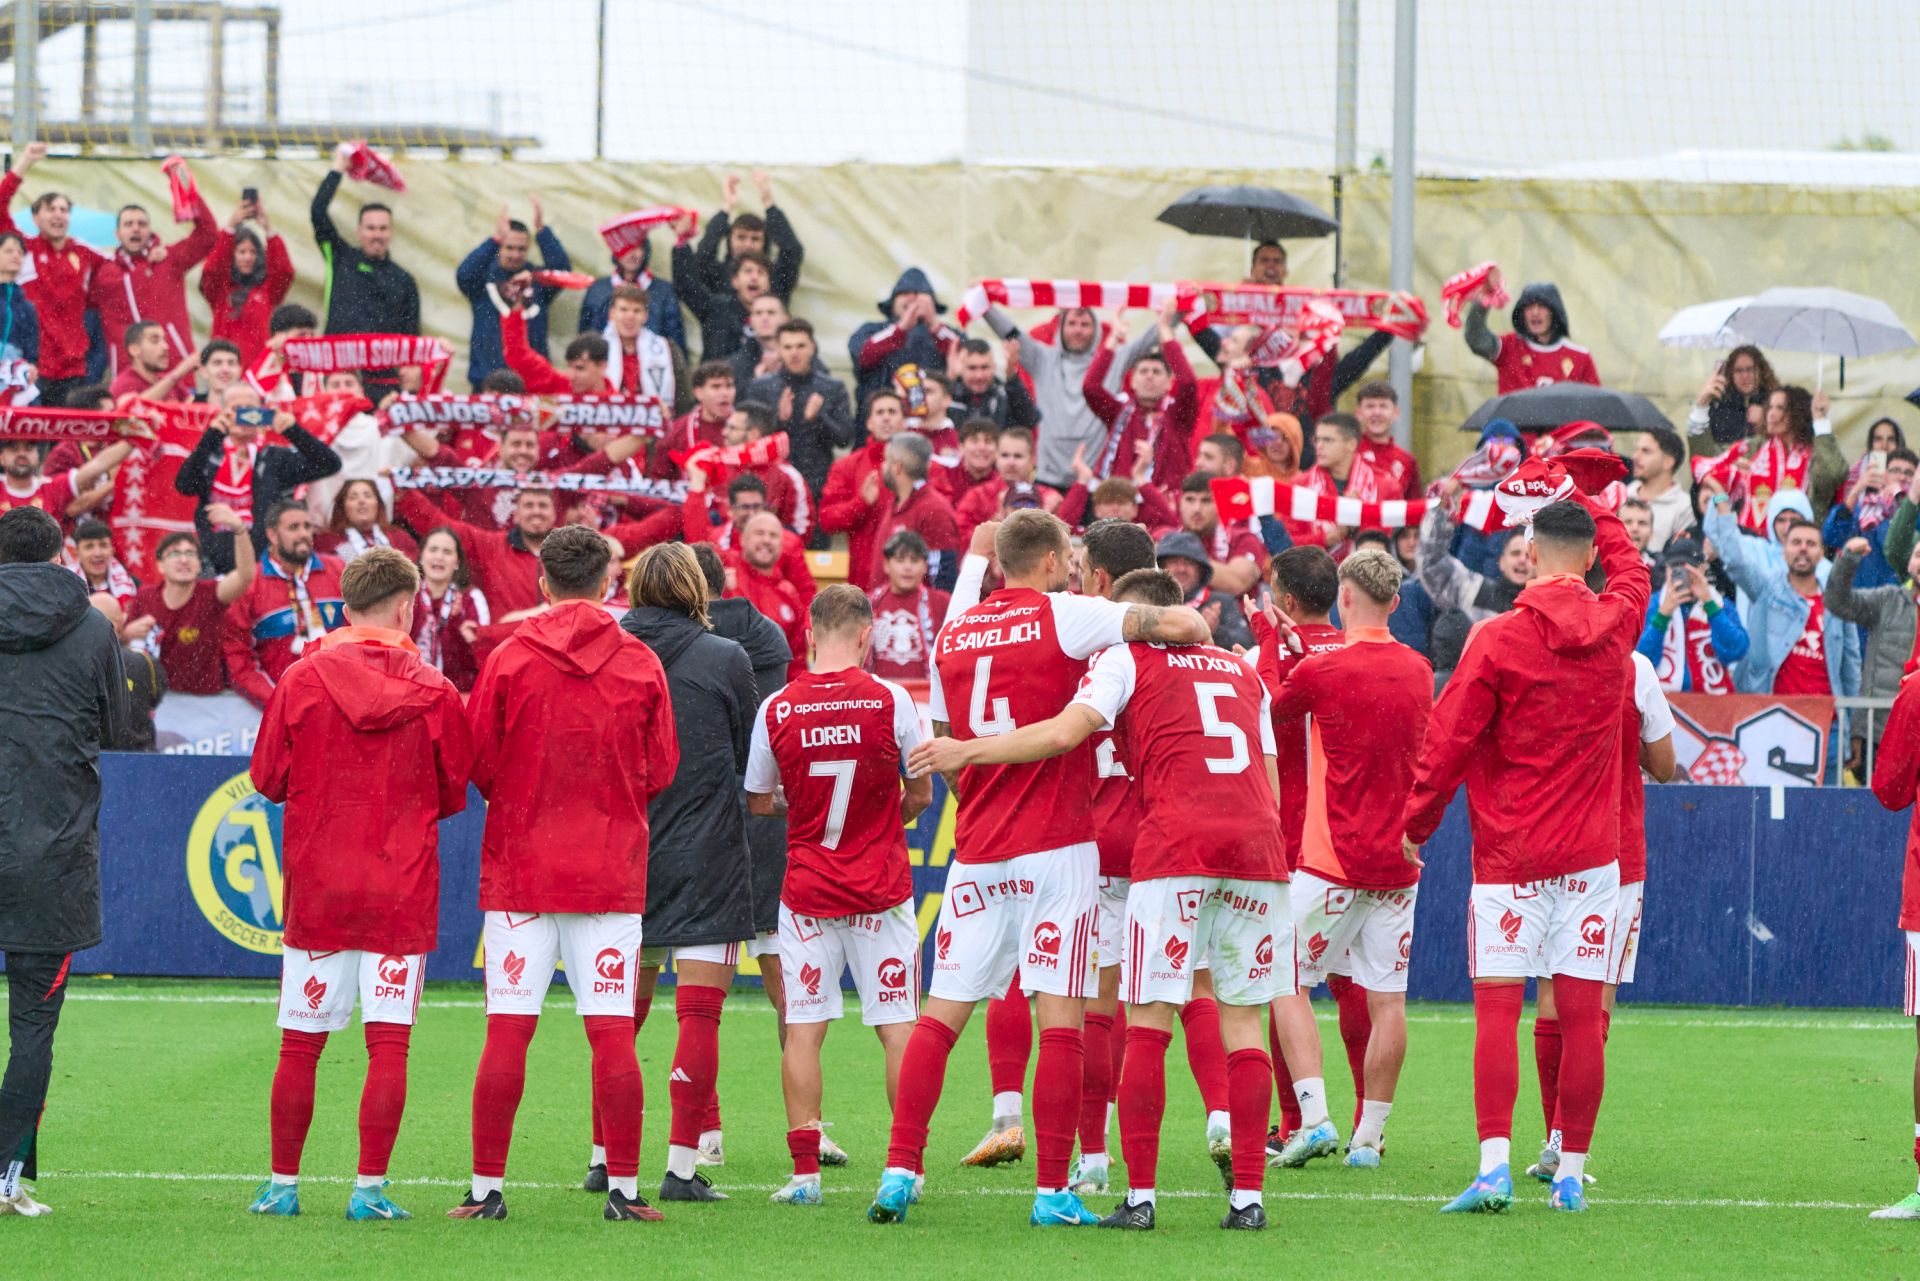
[[1075, 641, 1288, 1008], [1491, 333, 1601, 395], [924, 586, 1133, 1002], [745, 667, 926, 1026], [1272, 628, 1433, 994], [1090, 725, 1142, 977], [1604, 652, 1674, 987], [1074, 638, 1285, 1204], [1869, 671, 1920, 1017]]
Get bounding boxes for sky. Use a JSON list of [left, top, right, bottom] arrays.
[[8, 0, 1918, 179]]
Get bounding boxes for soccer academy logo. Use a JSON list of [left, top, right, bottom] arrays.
[[185, 769, 288, 955]]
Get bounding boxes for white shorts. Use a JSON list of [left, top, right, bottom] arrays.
[[1094, 876, 1129, 972], [930, 844, 1097, 1003], [1606, 880, 1645, 986], [640, 930, 777, 969], [483, 910, 646, 1017], [1124, 877, 1293, 1008], [1470, 863, 1621, 983], [1292, 870, 1418, 993], [779, 900, 919, 1026], [1906, 931, 1920, 1018], [277, 948, 425, 1033]]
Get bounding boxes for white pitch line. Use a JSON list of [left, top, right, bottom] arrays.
[[20, 992, 1912, 1031], [37, 1169, 1882, 1211]]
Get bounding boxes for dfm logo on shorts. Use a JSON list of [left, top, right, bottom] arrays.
[[1396, 931, 1412, 972], [186, 770, 288, 955], [799, 962, 823, 997], [1027, 920, 1062, 970], [373, 954, 410, 1000], [877, 956, 911, 1004], [593, 948, 627, 994], [1576, 914, 1608, 960], [1248, 934, 1274, 982]]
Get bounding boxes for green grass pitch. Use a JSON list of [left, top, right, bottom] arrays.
[[11, 978, 1920, 1279]]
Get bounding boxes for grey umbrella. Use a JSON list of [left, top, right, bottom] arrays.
[[1460, 384, 1674, 434], [1725, 287, 1915, 390], [1156, 185, 1338, 242]]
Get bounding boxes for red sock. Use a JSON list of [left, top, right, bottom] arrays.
[[269, 1028, 327, 1177], [1108, 1005, 1126, 1102], [634, 995, 653, 1032], [788, 1126, 821, 1178], [1471, 985, 1524, 1142], [358, 1024, 410, 1178], [1601, 1006, 1611, 1043], [1032, 1027, 1084, 1189], [703, 1092, 722, 1136], [1268, 1009, 1302, 1133], [1328, 975, 1373, 1130], [584, 1014, 642, 1178], [886, 1016, 959, 1173], [471, 1014, 538, 1178], [1117, 1026, 1171, 1190], [668, 985, 726, 1150], [986, 987, 1033, 1097], [1226, 1048, 1271, 1193], [1079, 1013, 1114, 1157], [1552, 977, 1607, 1152], [1533, 1016, 1563, 1135], [1179, 998, 1229, 1115]]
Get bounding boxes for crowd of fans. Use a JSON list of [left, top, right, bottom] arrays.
[[0, 146, 1910, 778]]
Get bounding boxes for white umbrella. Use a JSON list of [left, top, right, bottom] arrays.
[[1724, 287, 1916, 388], [1659, 296, 1753, 349]]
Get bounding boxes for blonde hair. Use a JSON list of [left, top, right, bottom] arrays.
[[628, 542, 711, 628], [340, 546, 420, 614], [994, 508, 1070, 577], [1338, 547, 1403, 605]]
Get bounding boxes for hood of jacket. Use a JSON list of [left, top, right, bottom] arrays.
[[708, 596, 793, 671], [1764, 486, 1815, 546], [1154, 530, 1214, 590], [0, 562, 92, 654], [515, 599, 630, 677], [308, 637, 447, 731], [877, 267, 945, 316], [1510, 282, 1571, 345], [620, 604, 709, 670], [1513, 576, 1617, 658]]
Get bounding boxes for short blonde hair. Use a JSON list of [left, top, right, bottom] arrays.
[[994, 508, 1070, 577], [1338, 547, 1402, 605], [340, 546, 420, 614], [628, 542, 711, 628]]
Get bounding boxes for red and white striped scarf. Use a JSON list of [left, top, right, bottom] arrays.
[[212, 440, 258, 523]]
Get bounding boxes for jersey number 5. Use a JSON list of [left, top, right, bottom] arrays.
[[1193, 682, 1250, 775]]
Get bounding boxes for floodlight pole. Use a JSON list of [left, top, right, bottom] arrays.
[[1387, 0, 1417, 448]]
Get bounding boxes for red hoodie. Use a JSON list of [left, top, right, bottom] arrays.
[[89, 198, 218, 373], [816, 438, 887, 589], [467, 600, 679, 913], [1870, 672, 1920, 932], [250, 628, 471, 953], [1401, 495, 1651, 881]]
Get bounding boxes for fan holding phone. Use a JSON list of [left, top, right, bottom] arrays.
[[1687, 344, 1778, 449]]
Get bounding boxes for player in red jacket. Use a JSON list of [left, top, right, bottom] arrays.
[[911, 567, 1293, 1232], [745, 586, 934, 1205], [1264, 550, 1434, 1171], [1870, 671, 1920, 1219], [246, 548, 472, 1221], [867, 509, 1208, 1229], [1402, 491, 1649, 1215], [452, 526, 680, 1224]]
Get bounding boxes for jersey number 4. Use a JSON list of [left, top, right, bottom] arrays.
[[969, 655, 1016, 737]]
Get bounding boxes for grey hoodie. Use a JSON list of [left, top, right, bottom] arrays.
[[983, 307, 1154, 490]]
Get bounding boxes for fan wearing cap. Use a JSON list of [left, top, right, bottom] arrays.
[[1401, 453, 1649, 1215], [1635, 535, 1748, 695]]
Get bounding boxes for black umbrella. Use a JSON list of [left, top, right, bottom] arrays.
[[1156, 184, 1337, 242], [1459, 384, 1675, 434]]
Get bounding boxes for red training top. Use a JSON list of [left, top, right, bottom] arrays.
[[1252, 616, 1346, 870], [1869, 670, 1920, 933], [249, 627, 471, 953]]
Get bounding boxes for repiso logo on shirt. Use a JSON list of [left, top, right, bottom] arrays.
[[185, 769, 287, 955]]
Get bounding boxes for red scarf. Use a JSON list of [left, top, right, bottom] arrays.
[[1656, 608, 1734, 694], [1302, 453, 1382, 505], [1694, 435, 1811, 533], [212, 440, 258, 522], [415, 582, 463, 672]]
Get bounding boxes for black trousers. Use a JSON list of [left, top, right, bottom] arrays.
[[0, 951, 72, 1181]]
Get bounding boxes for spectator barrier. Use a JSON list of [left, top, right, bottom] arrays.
[[84, 752, 1909, 1009]]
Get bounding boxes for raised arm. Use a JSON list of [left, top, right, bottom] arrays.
[[1121, 600, 1209, 645]]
